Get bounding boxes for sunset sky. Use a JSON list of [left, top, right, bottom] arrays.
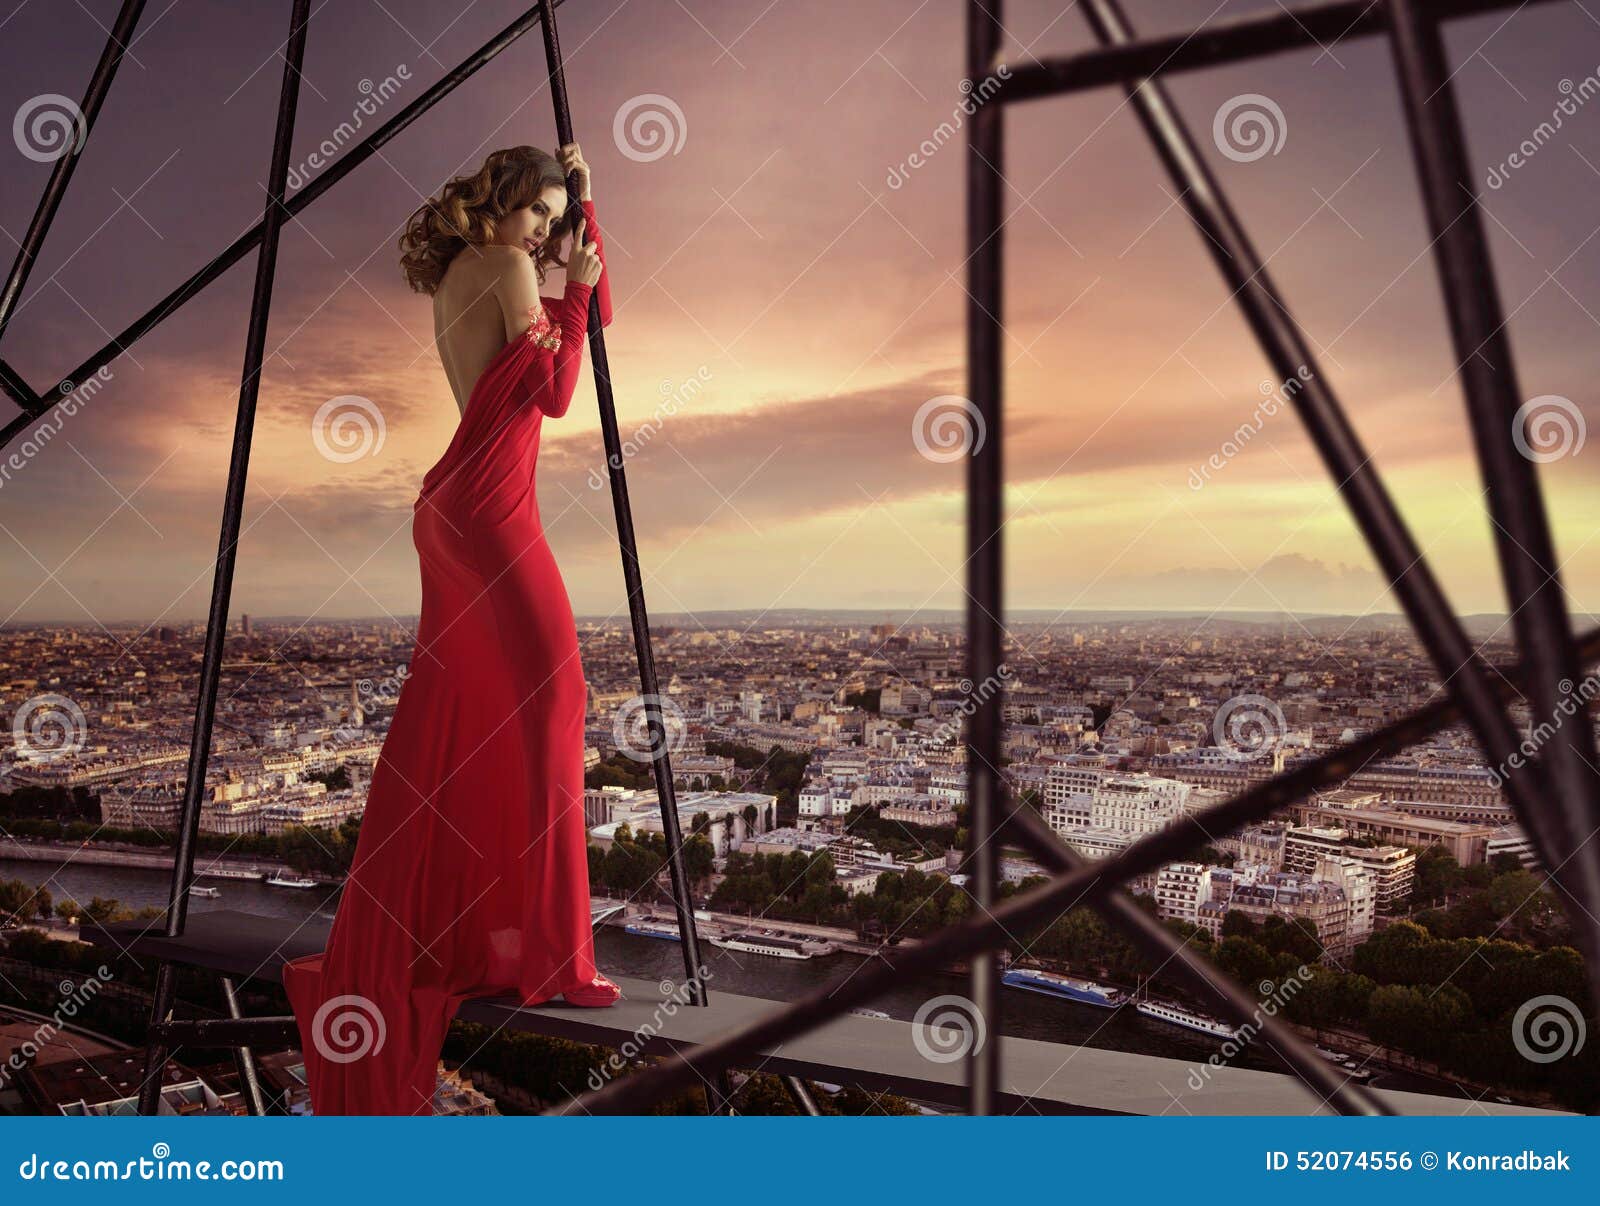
[[2, 0, 1598, 629]]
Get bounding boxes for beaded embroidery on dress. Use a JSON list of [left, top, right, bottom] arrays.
[[524, 301, 561, 351]]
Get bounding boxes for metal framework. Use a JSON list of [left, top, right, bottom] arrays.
[[5, 0, 1597, 1118]]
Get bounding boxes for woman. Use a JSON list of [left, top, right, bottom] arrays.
[[282, 143, 619, 1117]]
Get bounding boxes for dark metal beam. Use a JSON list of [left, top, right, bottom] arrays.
[[137, 0, 312, 1115], [998, 0, 1565, 104], [533, 0, 714, 1017], [554, 623, 1600, 1114], [783, 1075, 822, 1115], [151, 1014, 301, 1048], [220, 975, 269, 1116], [0, 360, 42, 415], [965, 0, 1007, 1119], [1382, 0, 1600, 989], [0, 0, 148, 347], [0, 0, 574, 443], [1072, 0, 1579, 966]]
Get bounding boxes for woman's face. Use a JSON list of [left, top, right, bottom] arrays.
[[494, 184, 568, 255]]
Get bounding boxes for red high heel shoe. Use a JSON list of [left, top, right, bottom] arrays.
[[562, 972, 622, 1007]]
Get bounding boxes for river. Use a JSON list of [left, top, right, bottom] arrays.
[[0, 856, 1461, 1099]]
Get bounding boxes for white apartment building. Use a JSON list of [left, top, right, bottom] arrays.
[[1283, 826, 1415, 913], [1153, 861, 1214, 924], [929, 768, 967, 808], [1042, 760, 1105, 833], [1312, 856, 1377, 949], [1090, 774, 1192, 835]]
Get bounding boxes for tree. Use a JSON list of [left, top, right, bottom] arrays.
[[683, 835, 715, 886], [1410, 845, 1464, 907], [1220, 910, 1258, 939]]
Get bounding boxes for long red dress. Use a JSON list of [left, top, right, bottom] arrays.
[[281, 198, 613, 1116]]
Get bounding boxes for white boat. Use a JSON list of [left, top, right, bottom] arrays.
[[265, 872, 318, 889], [708, 932, 811, 959], [189, 886, 221, 899], [1135, 998, 1239, 1040]]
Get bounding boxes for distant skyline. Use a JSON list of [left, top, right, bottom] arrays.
[[3, 1, 1599, 629]]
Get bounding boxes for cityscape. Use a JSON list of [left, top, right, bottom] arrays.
[[1, 611, 1593, 1115]]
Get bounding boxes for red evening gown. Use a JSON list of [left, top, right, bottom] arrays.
[[281, 198, 614, 1116]]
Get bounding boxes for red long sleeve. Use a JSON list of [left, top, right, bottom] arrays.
[[537, 279, 593, 418], [533, 198, 612, 419], [579, 198, 613, 329]]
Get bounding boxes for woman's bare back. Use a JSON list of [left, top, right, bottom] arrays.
[[432, 246, 537, 415]]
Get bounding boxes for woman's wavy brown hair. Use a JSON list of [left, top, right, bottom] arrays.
[[398, 145, 577, 295]]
